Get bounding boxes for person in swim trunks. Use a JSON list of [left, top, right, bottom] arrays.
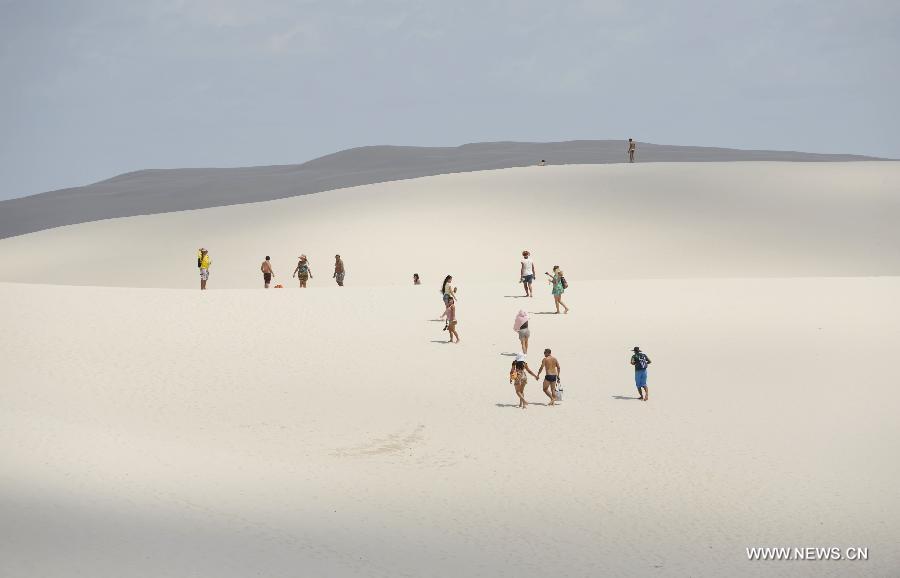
[[510, 353, 539, 409], [536, 348, 561, 405], [293, 254, 312, 288], [261, 256, 274, 288]]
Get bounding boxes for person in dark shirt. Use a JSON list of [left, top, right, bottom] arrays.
[[630, 346, 652, 401]]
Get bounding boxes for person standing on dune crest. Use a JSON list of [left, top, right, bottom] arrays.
[[261, 256, 274, 288], [627, 138, 636, 163], [333, 254, 345, 286], [293, 255, 312, 288], [197, 248, 211, 290]]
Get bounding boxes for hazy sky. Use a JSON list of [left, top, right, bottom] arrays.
[[1, 0, 898, 200]]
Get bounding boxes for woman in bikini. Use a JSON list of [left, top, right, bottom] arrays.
[[509, 355, 539, 409]]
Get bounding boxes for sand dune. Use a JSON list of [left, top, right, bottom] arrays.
[[0, 162, 898, 289], [1, 277, 898, 577], [1, 161, 899, 576], [0, 141, 887, 239]]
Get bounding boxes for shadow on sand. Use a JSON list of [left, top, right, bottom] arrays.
[[495, 402, 550, 408], [503, 295, 528, 298], [499, 352, 518, 357], [530, 311, 560, 315], [430, 340, 451, 344], [611, 395, 641, 400]]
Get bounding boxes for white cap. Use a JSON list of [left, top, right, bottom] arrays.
[[515, 353, 526, 362]]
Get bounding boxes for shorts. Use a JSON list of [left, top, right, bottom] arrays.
[[263, 273, 272, 283], [523, 274, 534, 283], [443, 294, 451, 305], [545, 375, 558, 383], [200, 268, 209, 281], [448, 320, 457, 330], [517, 327, 530, 340], [298, 272, 309, 281], [634, 369, 648, 387], [335, 272, 345, 284]]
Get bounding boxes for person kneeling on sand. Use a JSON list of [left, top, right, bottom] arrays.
[[510, 353, 539, 409], [293, 255, 312, 288], [261, 256, 274, 288], [631, 346, 651, 401], [536, 348, 561, 405], [197, 248, 212, 290], [441, 296, 460, 343]]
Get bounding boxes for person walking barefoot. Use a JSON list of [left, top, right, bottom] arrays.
[[545, 266, 569, 314], [536, 348, 562, 405], [293, 255, 312, 288], [510, 353, 538, 409], [440, 275, 456, 329], [333, 254, 345, 286], [261, 256, 275, 288], [630, 346, 652, 401], [513, 309, 530, 353], [441, 296, 460, 343], [520, 250, 536, 297], [197, 248, 212, 290], [627, 138, 636, 163]]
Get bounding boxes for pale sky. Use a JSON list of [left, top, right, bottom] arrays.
[[1, 0, 898, 200]]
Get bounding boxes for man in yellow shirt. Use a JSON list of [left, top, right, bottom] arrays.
[[198, 248, 212, 290]]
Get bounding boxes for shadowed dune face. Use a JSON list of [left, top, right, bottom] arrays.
[[0, 162, 897, 288], [0, 141, 889, 239]]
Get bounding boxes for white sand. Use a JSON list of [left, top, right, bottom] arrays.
[[0, 162, 898, 288], [1, 163, 899, 576]]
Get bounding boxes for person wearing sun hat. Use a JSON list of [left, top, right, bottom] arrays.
[[630, 346, 652, 401], [293, 254, 313, 288]]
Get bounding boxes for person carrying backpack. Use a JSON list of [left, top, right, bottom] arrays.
[[544, 266, 569, 314], [197, 248, 212, 290], [630, 346, 652, 401]]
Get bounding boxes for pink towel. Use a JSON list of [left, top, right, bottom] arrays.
[[513, 310, 529, 331]]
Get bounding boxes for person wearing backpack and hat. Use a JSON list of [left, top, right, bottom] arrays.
[[197, 248, 212, 290], [630, 346, 652, 401], [293, 254, 313, 288], [544, 266, 569, 314]]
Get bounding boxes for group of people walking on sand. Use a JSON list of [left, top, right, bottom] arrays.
[[195, 249, 345, 289], [520, 250, 569, 313]]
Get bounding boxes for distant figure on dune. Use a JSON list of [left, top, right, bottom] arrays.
[[545, 266, 569, 314], [293, 254, 312, 288], [514, 310, 530, 353], [631, 346, 652, 401], [536, 348, 561, 405], [441, 275, 456, 329], [539, 159, 546, 166], [627, 138, 636, 163], [333, 254, 345, 286], [520, 250, 535, 297], [441, 296, 460, 343], [413, 273, 421, 285], [261, 256, 274, 288], [510, 353, 538, 409], [197, 248, 211, 290]]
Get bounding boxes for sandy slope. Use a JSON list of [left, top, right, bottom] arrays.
[[0, 162, 898, 288], [1, 141, 884, 239], [1, 278, 898, 577]]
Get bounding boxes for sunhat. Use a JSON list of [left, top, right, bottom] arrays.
[[515, 352, 527, 362]]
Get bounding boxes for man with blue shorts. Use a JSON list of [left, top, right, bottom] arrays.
[[630, 346, 651, 401]]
